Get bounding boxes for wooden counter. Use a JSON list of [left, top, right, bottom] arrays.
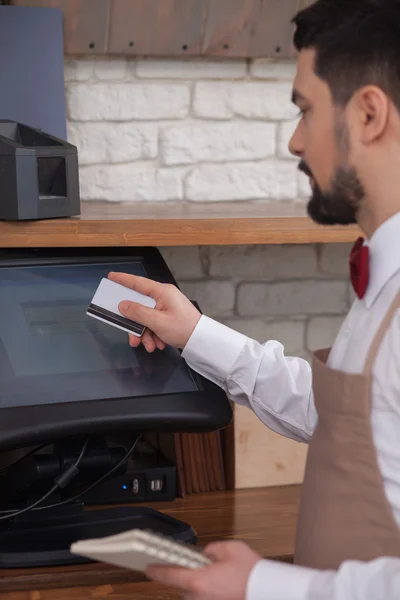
[[0, 485, 300, 599], [0, 201, 360, 247]]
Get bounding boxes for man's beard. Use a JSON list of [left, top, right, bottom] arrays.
[[304, 164, 364, 225]]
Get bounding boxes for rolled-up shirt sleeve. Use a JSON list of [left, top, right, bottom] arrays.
[[182, 315, 317, 443]]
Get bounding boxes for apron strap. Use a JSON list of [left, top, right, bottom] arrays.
[[363, 292, 400, 374]]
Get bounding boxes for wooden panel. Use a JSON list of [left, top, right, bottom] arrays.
[[108, 0, 206, 56], [0, 486, 300, 594], [221, 418, 235, 490], [201, 0, 259, 58], [12, 0, 110, 53], [235, 405, 307, 488], [0, 201, 361, 248], [298, 0, 317, 9], [251, 0, 301, 58], [11, 0, 316, 57]]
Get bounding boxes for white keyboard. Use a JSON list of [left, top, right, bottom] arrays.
[[71, 529, 212, 573]]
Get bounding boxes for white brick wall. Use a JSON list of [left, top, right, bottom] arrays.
[[193, 81, 297, 120], [160, 243, 351, 355], [185, 160, 297, 202], [136, 58, 247, 80], [68, 83, 190, 121], [179, 280, 236, 317], [209, 245, 318, 279], [320, 243, 353, 276], [237, 280, 349, 317], [250, 59, 297, 81], [68, 122, 158, 165], [65, 57, 354, 489], [307, 316, 345, 352], [65, 56, 306, 203], [160, 122, 276, 165], [79, 164, 186, 202]]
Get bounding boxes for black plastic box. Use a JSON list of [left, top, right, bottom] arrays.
[[0, 120, 80, 220]]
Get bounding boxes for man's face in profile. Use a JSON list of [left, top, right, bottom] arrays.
[[289, 49, 365, 225]]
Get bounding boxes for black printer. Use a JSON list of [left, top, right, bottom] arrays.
[[0, 120, 80, 220]]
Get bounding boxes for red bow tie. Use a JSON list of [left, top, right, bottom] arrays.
[[349, 237, 369, 299]]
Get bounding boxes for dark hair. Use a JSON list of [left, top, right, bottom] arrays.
[[293, 0, 400, 110]]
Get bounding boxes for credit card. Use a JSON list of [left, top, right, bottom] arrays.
[[87, 277, 156, 337]]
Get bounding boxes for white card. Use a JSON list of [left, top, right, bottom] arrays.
[[87, 277, 156, 337]]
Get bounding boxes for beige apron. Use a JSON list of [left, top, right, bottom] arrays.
[[295, 293, 400, 570]]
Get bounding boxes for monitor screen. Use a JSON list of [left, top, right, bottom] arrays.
[[0, 260, 198, 409]]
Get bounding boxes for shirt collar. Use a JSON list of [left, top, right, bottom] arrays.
[[363, 211, 400, 308]]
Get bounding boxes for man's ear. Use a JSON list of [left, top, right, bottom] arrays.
[[352, 85, 390, 144]]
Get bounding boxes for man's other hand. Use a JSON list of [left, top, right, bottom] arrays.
[[145, 541, 261, 600], [108, 272, 201, 352]]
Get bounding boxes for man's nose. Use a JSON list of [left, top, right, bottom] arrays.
[[288, 121, 304, 158]]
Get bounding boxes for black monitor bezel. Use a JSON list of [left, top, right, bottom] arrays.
[[0, 247, 232, 451]]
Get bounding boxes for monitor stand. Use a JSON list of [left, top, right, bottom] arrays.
[[0, 436, 196, 568], [0, 500, 196, 568]]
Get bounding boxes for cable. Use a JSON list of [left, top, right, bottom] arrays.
[[0, 439, 89, 522], [35, 435, 141, 512], [0, 444, 48, 479], [0, 484, 59, 522], [76, 440, 89, 463], [54, 439, 89, 489], [0, 436, 140, 521]]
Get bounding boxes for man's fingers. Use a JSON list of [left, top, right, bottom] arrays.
[[119, 300, 158, 331], [146, 565, 199, 590], [128, 334, 141, 348], [203, 541, 235, 561], [142, 329, 156, 353], [129, 331, 166, 351], [108, 272, 163, 300], [153, 334, 166, 350]]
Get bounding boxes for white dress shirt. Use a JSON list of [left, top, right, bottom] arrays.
[[182, 211, 400, 600]]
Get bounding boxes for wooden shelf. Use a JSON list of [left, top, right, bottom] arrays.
[[0, 201, 361, 248]]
